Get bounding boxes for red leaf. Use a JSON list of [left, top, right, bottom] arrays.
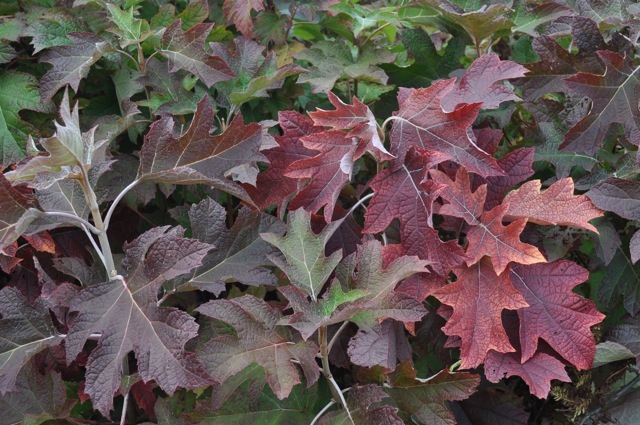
[[484, 147, 535, 210], [431, 166, 486, 225], [562, 50, 640, 154], [364, 148, 444, 233], [223, 0, 265, 37], [23, 231, 56, 254], [432, 259, 529, 369], [285, 130, 358, 221], [131, 380, 157, 415], [400, 225, 468, 276], [160, 21, 235, 88], [389, 79, 504, 178], [244, 111, 318, 212], [485, 350, 570, 398], [466, 204, 546, 275], [137, 98, 266, 204], [441, 54, 528, 112], [510, 261, 605, 369], [504, 178, 604, 233], [309, 91, 392, 159]]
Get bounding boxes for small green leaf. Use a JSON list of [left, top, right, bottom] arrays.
[[261, 208, 343, 301]]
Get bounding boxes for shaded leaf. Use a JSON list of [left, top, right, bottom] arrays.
[[160, 21, 235, 88], [441, 54, 528, 112], [0, 362, 73, 425], [386, 369, 480, 425], [587, 177, 640, 220], [599, 249, 640, 315], [562, 50, 640, 154], [39, 32, 112, 101], [65, 226, 214, 414], [182, 198, 286, 295], [0, 287, 62, 394], [196, 295, 320, 400], [0, 173, 41, 251], [319, 384, 403, 425]]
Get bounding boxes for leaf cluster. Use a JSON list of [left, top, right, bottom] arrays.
[[1, 0, 640, 423]]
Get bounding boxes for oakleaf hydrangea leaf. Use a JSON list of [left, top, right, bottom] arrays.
[[261, 208, 342, 301], [65, 226, 214, 415]]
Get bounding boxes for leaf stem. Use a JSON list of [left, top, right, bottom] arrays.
[[103, 178, 140, 231], [361, 22, 392, 48], [319, 325, 354, 423], [120, 391, 129, 425], [348, 192, 375, 216], [42, 212, 101, 234], [78, 166, 117, 278], [327, 321, 349, 354]]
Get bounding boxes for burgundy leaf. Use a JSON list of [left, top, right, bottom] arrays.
[[389, 79, 504, 178], [441, 54, 528, 112]]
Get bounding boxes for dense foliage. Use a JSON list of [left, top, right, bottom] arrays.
[[1, 0, 640, 423]]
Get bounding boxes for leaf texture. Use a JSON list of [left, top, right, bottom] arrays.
[[196, 295, 319, 400], [160, 21, 235, 88], [432, 260, 529, 369], [65, 226, 213, 414], [389, 79, 503, 178], [39, 32, 111, 101]]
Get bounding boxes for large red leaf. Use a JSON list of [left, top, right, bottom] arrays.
[[243, 111, 318, 212], [432, 260, 529, 369], [364, 149, 444, 233], [441, 54, 528, 112], [430, 166, 486, 225], [504, 178, 604, 233], [562, 50, 640, 154], [466, 204, 546, 275], [285, 130, 358, 221], [389, 79, 504, 178], [510, 261, 605, 369]]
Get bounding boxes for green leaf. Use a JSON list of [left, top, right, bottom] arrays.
[[0, 42, 15, 63], [261, 208, 343, 301], [386, 369, 481, 425], [510, 0, 572, 36], [599, 249, 640, 315], [592, 341, 635, 368], [0, 72, 43, 167], [177, 0, 209, 30], [6, 89, 108, 185], [106, 3, 153, 48], [296, 40, 395, 93], [24, 14, 86, 53], [210, 36, 304, 108]]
